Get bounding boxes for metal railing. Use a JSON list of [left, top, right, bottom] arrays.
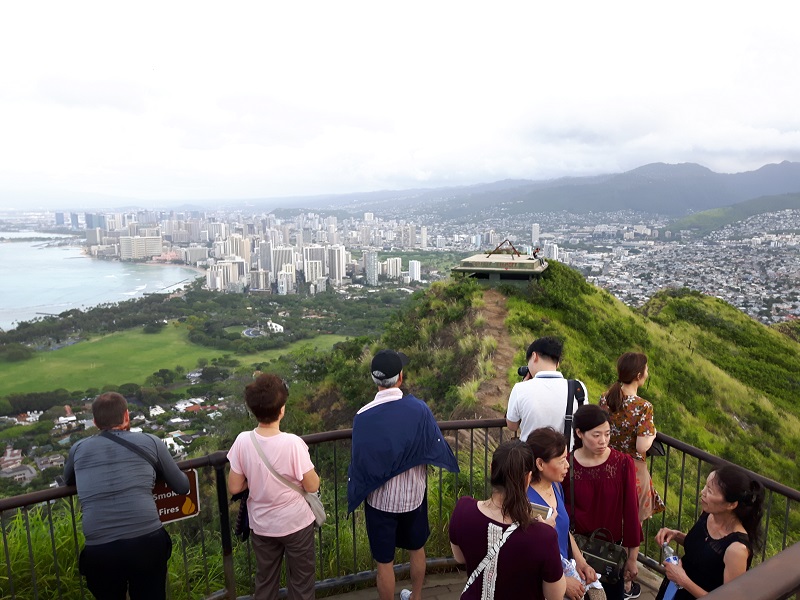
[[1, 421, 798, 599]]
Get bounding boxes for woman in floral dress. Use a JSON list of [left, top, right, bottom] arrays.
[[600, 353, 665, 599]]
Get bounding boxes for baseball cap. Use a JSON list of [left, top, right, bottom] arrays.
[[370, 349, 409, 379]]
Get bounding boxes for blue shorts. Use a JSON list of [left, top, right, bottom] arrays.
[[364, 495, 430, 564]]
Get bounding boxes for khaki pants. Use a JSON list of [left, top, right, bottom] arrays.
[[251, 522, 316, 600]]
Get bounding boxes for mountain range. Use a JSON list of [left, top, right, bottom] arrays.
[[264, 160, 800, 219]]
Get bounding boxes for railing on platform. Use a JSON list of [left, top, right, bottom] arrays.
[[0, 420, 798, 599]]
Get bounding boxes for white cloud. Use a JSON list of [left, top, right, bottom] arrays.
[[0, 0, 799, 207]]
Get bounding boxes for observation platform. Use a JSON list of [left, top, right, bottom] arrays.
[[451, 252, 549, 282]]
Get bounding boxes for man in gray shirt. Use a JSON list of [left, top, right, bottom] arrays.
[[64, 392, 189, 600]]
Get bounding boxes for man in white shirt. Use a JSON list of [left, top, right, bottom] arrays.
[[506, 336, 588, 447]]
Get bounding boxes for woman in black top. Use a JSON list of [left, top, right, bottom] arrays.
[[654, 466, 764, 599]]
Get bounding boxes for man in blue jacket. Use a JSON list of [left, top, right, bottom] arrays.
[[348, 349, 458, 600]]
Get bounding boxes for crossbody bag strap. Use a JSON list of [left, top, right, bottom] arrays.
[[249, 431, 305, 497], [462, 522, 519, 594], [564, 380, 585, 441], [564, 380, 577, 440], [569, 452, 575, 533], [100, 430, 161, 476]]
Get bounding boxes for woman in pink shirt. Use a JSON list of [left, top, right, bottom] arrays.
[[227, 374, 320, 600]]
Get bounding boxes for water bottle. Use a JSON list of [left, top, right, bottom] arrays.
[[662, 542, 679, 566], [662, 542, 681, 599]]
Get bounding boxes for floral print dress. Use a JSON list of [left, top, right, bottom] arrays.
[[599, 394, 665, 520]]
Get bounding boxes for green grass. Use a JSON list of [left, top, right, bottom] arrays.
[[0, 326, 347, 396]]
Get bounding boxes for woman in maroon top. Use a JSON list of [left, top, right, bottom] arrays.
[[449, 440, 565, 600], [563, 405, 642, 600]]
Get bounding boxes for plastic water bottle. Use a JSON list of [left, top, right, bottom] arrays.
[[662, 542, 681, 599], [662, 542, 679, 566]]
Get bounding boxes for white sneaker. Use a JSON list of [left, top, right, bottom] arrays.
[[400, 589, 412, 600]]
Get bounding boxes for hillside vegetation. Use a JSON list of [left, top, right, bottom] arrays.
[[286, 261, 800, 489], [669, 192, 800, 234]]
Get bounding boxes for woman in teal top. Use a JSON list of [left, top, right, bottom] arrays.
[[527, 427, 598, 600]]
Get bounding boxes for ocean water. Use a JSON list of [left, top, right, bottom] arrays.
[[0, 233, 203, 332]]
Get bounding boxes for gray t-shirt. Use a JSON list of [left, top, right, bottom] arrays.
[[64, 431, 190, 545]]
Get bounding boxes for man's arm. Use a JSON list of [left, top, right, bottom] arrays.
[[154, 437, 190, 494], [506, 418, 520, 432]]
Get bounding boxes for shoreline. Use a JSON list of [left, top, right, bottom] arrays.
[[1, 245, 206, 332]]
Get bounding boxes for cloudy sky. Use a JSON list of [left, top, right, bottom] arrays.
[[1, 1, 798, 208]]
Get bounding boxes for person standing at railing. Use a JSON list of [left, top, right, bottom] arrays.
[[448, 439, 566, 600], [227, 373, 320, 600], [348, 349, 459, 600], [653, 466, 764, 600], [506, 336, 588, 447], [563, 404, 642, 600], [599, 352, 665, 599], [63, 392, 190, 600]]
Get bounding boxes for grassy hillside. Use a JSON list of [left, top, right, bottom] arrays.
[[669, 192, 800, 233], [0, 325, 346, 396], [496, 263, 800, 487], [289, 261, 800, 490]]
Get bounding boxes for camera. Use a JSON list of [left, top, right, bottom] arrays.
[[517, 366, 529, 377]]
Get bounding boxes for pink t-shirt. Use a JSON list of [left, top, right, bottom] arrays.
[[227, 430, 315, 537]]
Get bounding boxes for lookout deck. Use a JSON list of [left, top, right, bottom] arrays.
[[451, 253, 549, 282]]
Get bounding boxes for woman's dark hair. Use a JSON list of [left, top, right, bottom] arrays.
[[604, 352, 648, 412], [526, 427, 567, 483], [490, 440, 534, 529], [572, 404, 610, 449], [244, 374, 289, 424], [713, 465, 765, 554]]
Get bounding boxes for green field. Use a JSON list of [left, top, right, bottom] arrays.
[[0, 325, 347, 396]]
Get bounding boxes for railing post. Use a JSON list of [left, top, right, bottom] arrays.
[[214, 464, 236, 599]]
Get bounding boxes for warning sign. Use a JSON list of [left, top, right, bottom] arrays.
[[153, 469, 200, 523]]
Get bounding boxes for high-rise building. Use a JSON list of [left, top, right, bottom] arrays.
[[119, 236, 163, 260], [303, 245, 327, 276], [365, 251, 379, 286], [364, 212, 374, 222], [55, 212, 65, 226], [86, 228, 103, 245], [420, 226, 428, 250], [258, 241, 273, 277], [277, 266, 296, 295], [249, 269, 270, 291], [407, 223, 416, 248], [208, 222, 229, 240], [386, 257, 402, 279], [273, 246, 296, 276], [70, 213, 80, 230], [409, 260, 422, 282], [531, 223, 540, 247], [305, 260, 323, 284], [184, 246, 210, 265], [327, 245, 346, 285]]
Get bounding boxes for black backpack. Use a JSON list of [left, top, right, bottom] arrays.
[[563, 380, 586, 441]]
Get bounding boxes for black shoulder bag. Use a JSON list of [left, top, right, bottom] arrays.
[[568, 453, 627, 585]]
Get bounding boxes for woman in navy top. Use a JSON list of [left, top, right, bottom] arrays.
[[527, 427, 598, 600]]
